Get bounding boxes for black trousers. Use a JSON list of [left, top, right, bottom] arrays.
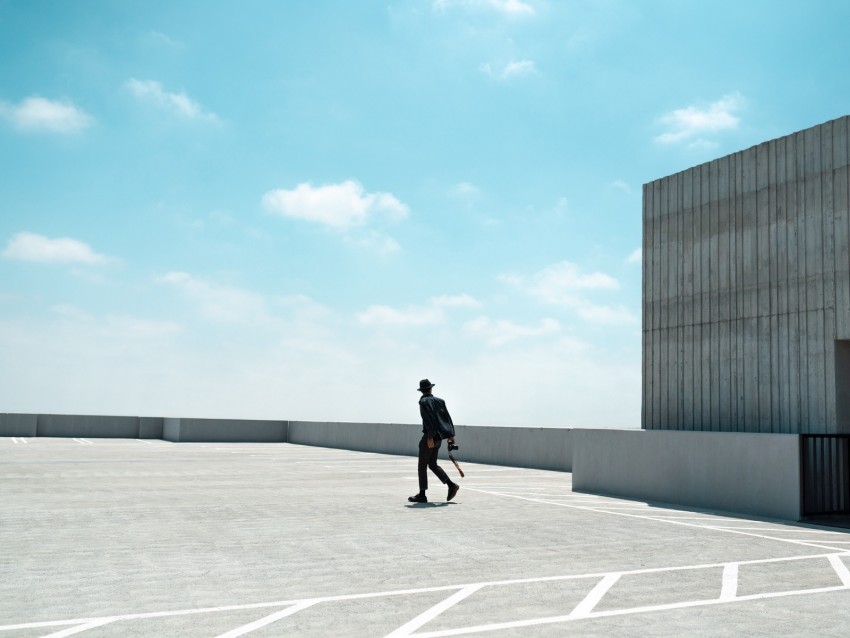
[[418, 436, 450, 492]]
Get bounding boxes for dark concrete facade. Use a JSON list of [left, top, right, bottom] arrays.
[[643, 115, 850, 433]]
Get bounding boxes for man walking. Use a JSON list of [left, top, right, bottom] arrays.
[[408, 379, 461, 503]]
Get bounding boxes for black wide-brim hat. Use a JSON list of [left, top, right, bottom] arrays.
[[417, 379, 435, 392]]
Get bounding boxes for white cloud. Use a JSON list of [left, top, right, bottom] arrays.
[[501, 261, 619, 302], [2, 232, 110, 265], [655, 93, 744, 146], [626, 248, 642, 265], [158, 272, 328, 327], [158, 272, 269, 323], [262, 180, 409, 231], [480, 59, 537, 80], [344, 230, 402, 255], [357, 293, 480, 327], [464, 316, 559, 346], [574, 303, 638, 325], [357, 304, 444, 327], [431, 294, 481, 308], [499, 261, 637, 325], [434, 0, 535, 16], [0, 96, 93, 134], [125, 78, 219, 123]]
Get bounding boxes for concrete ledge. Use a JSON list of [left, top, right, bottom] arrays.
[[162, 418, 288, 443], [139, 417, 164, 439], [455, 425, 573, 471], [288, 421, 420, 456], [288, 422, 573, 471], [36, 414, 140, 439], [0, 413, 38, 437], [571, 429, 801, 520]]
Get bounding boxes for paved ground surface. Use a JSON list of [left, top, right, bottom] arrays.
[[3, 437, 850, 637]]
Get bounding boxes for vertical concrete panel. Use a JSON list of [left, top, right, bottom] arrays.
[[700, 165, 713, 430], [670, 173, 682, 429], [808, 309, 827, 431], [660, 178, 670, 332], [658, 177, 677, 428], [805, 127, 826, 432], [796, 132, 811, 431], [786, 134, 800, 317], [718, 158, 732, 429], [709, 160, 720, 324], [682, 169, 695, 328], [732, 153, 744, 431], [651, 180, 663, 428], [822, 121, 837, 430], [692, 168, 703, 336], [742, 147, 758, 320], [700, 164, 712, 326], [774, 138, 788, 316], [683, 323, 694, 429], [741, 317, 758, 430], [833, 117, 850, 342], [777, 312, 790, 433], [642, 184, 651, 429], [805, 126, 825, 307], [755, 143, 772, 432], [652, 180, 663, 333], [767, 140, 782, 433], [788, 310, 802, 431], [775, 138, 791, 432]]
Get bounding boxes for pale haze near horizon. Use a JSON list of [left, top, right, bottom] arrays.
[[1, 1, 849, 428]]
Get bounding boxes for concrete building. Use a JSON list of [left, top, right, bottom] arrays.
[[643, 115, 850, 434]]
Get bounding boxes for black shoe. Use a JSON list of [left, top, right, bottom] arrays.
[[408, 493, 427, 503], [447, 483, 459, 501]]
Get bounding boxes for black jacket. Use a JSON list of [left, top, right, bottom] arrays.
[[419, 394, 455, 440]]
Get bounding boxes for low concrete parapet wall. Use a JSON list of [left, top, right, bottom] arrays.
[[571, 429, 801, 520], [288, 422, 573, 471], [37, 414, 142, 439], [455, 425, 573, 471], [0, 413, 38, 437], [288, 421, 421, 456], [139, 417, 164, 439], [163, 417, 288, 443]]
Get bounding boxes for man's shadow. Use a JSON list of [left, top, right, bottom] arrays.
[[405, 502, 458, 509]]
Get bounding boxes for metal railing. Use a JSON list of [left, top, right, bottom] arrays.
[[801, 435, 850, 517]]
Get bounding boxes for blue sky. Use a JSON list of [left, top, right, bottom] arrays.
[[1, 0, 848, 427]]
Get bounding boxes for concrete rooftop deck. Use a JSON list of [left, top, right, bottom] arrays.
[[3, 437, 850, 636]]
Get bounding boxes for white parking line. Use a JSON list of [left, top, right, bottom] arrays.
[[213, 601, 318, 638], [828, 554, 850, 586], [570, 573, 621, 618], [714, 527, 847, 534], [72, 438, 94, 445], [384, 585, 483, 638], [41, 617, 117, 637], [464, 488, 850, 552], [720, 563, 738, 600]]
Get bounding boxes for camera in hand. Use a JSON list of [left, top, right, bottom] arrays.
[[448, 443, 459, 451]]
